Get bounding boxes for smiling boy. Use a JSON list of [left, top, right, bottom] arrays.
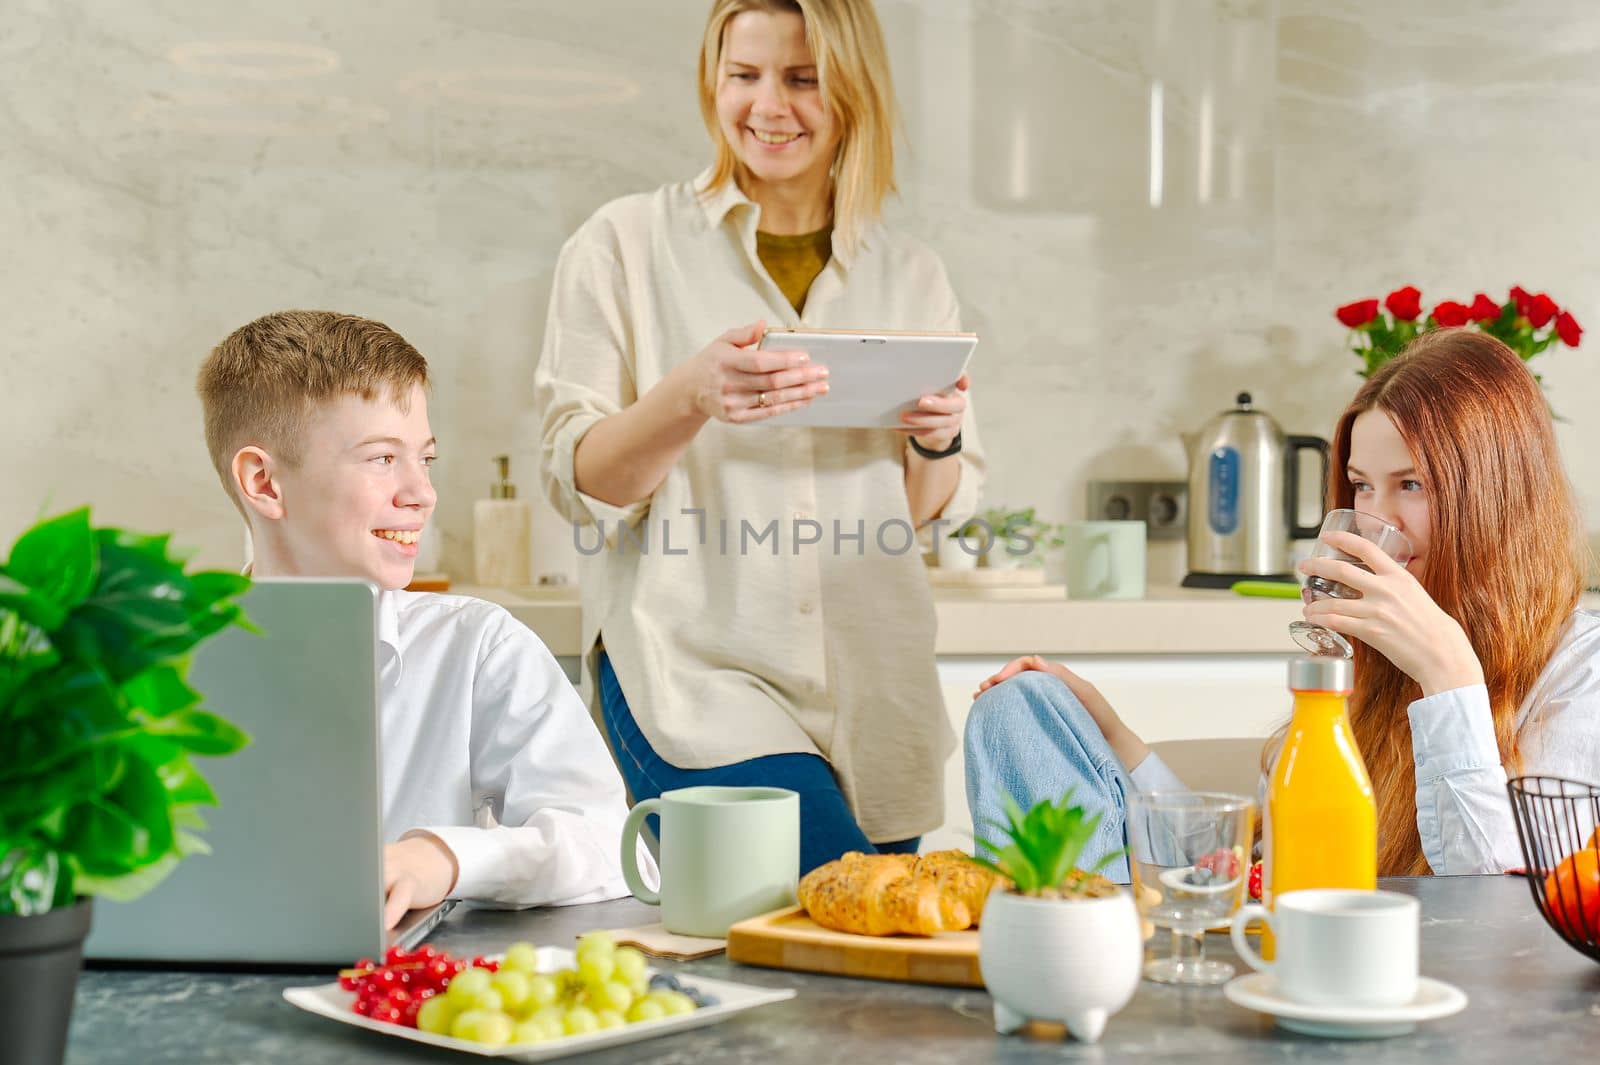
[[198, 310, 650, 926]]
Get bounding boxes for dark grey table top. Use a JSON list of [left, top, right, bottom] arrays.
[[69, 875, 1600, 1064]]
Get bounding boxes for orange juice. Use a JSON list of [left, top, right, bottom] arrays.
[[1260, 657, 1376, 958]]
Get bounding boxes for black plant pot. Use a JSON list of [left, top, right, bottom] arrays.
[[0, 899, 93, 1065]]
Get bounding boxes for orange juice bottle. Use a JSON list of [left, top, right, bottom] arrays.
[[1260, 657, 1376, 958]]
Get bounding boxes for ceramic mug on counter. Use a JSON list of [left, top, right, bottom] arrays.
[[1230, 889, 1420, 1007], [620, 786, 799, 938], [1062, 520, 1146, 600]]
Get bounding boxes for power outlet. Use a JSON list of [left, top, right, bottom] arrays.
[[1086, 480, 1188, 541]]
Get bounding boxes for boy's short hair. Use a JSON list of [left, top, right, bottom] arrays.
[[197, 310, 429, 512]]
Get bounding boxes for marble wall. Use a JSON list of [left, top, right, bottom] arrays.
[[3, 0, 1597, 584]]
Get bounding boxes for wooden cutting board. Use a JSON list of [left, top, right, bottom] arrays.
[[725, 906, 983, 988]]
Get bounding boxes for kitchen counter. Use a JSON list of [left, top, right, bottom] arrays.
[[68, 874, 1600, 1064], [456, 582, 1318, 657]]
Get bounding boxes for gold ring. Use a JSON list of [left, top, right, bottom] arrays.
[[758, 391, 769, 408]]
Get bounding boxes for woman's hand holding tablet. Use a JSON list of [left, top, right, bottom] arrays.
[[676, 321, 832, 424], [754, 328, 978, 429]]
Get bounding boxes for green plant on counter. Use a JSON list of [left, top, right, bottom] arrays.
[[0, 508, 253, 916], [950, 506, 1063, 568], [970, 791, 1124, 899]]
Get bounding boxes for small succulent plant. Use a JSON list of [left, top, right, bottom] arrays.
[[969, 791, 1123, 899]]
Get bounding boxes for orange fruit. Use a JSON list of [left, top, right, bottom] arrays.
[[1544, 847, 1600, 942]]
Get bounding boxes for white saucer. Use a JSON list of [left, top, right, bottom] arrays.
[[1223, 972, 1468, 1039]]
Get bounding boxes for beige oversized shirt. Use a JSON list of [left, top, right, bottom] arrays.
[[533, 171, 985, 842]]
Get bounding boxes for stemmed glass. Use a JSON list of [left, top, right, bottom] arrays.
[[1126, 791, 1254, 985], [1288, 508, 1413, 658]]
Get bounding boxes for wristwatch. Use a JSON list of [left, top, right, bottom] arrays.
[[908, 431, 963, 460]]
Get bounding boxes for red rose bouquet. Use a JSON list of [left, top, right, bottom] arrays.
[[1335, 285, 1583, 381]]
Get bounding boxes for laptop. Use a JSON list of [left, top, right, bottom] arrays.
[[84, 578, 454, 967]]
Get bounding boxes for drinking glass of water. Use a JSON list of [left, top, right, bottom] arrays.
[[1127, 791, 1255, 985], [1288, 508, 1413, 658]]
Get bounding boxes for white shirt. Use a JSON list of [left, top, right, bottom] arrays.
[[1132, 608, 1600, 874], [534, 171, 985, 842], [377, 590, 656, 906]]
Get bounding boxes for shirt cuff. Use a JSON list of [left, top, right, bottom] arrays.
[[1408, 683, 1500, 783], [1129, 752, 1186, 794], [418, 825, 500, 900], [551, 416, 649, 533]]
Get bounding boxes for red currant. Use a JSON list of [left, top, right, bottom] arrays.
[[388, 988, 413, 1008], [384, 945, 408, 966], [374, 968, 401, 990], [352, 997, 374, 1016], [379, 1005, 405, 1025], [425, 958, 453, 985]]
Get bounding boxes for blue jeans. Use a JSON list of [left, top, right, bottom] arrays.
[[597, 653, 918, 875], [963, 671, 1133, 882]]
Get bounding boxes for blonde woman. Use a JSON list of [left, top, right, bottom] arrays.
[[535, 0, 984, 873]]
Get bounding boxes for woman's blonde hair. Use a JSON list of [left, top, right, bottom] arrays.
[[697, 0, 898, 253]]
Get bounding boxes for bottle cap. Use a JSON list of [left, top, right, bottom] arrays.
[[1288, 656, 1352, 693], [491, 454, 516, 500]]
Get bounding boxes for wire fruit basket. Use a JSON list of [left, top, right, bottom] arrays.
[[1507, 775, 1600, 963]]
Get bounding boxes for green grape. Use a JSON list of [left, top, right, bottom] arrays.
[[451, 1008, 513, 1047], [512, 1018, 557, 1045], [577, 952, 616, 985], [576, 930, 616, 952], [553, 968, 581, 993], [454, 986, 504, 1013], [501, 941, 540, 973], [527, 1004, 567, 1034], [446, 968, 493, 1001], [627, 998, 667, 1023], [613, 947, 648, 985], [562, 1005, 601, 1036], [491, 971, 532, 1012], [524, 973, 560, 1010], [415, 995, 459, 1035], [651, 990, 697, 1017], [587, 979, 634, 1013], [595, 1008, 627, 1030]]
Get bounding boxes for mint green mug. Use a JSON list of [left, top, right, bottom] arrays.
[[620, 786, 800, 938]]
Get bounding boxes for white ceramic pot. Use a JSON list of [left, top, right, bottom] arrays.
[[978, 888, 1143, 1043], [937, 538, 980, 571]]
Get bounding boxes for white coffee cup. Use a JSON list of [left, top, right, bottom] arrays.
[[1230, 889, 1419, 1008]]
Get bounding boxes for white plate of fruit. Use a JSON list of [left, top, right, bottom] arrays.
[[283, 932, 795, 1059]]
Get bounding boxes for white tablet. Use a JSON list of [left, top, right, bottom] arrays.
[[754, 328, 979, 429]]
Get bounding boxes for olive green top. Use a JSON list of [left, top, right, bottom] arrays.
[[756, 225, 833, 313]]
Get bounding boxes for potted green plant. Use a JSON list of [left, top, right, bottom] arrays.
[[971, 792, 1142, 1043], [0, 508, 252, 1065], [943, 506, 1060, 570]]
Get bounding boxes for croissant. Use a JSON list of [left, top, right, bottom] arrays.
[[912, 850, 1008, 926], [799, 852, 966, 936]]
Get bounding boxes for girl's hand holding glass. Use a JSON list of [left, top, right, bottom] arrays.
[[1298, 530, 1483, 695]]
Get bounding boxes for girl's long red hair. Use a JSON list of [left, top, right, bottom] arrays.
[[1329, 330, 1584, 874]]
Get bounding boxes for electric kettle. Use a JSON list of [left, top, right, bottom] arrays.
[[1181, 393, 1330, 588]]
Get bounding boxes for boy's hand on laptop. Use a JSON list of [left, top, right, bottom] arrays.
[[383, 833, 458, 929]]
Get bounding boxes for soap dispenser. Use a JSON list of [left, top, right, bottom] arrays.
[[474, 455, 531, 587]]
